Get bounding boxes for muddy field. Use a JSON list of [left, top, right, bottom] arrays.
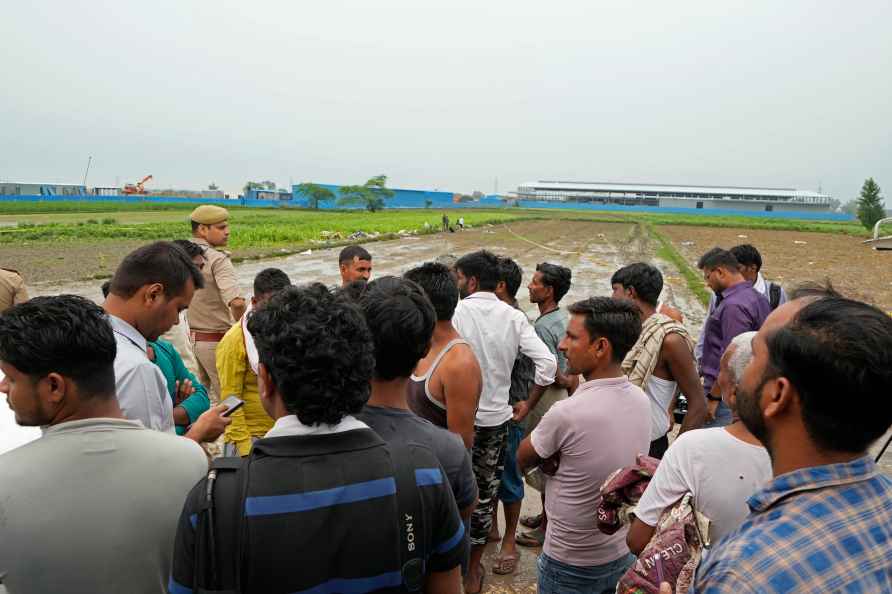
[[662, 224, 892, 314], [12, 218, 892, 593]]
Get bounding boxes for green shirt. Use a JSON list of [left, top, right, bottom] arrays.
[[147, 339, 210, 435], [534, 307, 569, 374]]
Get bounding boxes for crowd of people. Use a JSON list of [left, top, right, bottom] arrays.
[[0, 204, 891, 594]]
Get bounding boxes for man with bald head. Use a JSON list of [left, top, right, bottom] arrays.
[[691, 294, 892, 592], [628, 331, 771, 553]]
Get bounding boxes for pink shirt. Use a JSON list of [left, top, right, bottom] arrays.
[[531, 375, 650, 567]]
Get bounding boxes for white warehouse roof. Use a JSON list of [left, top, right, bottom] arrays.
[[519, 180, 830, 200]]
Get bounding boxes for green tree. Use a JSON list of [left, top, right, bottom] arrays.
[[338, 175, 395, 212], [841, 200, 858, 216], [297, 182, 336, 209], [243, 181, 263, 195], [856, 177, 886, 229], [425, 199, 433, 209]]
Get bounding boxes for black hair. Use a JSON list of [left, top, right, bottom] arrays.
[[765, 296, 892, 453], [697, 247, 739, 272], [360, 276, 436, 380], [247, 284, 375, 426], [610, 263, 663, 307], [497, 256, 523, 298], [404, 262, 458, 321], [253, 268, 291, 296], [567, 297, 642, 363], [109, 241, 204, 299], [339, 245, 372, 264], [455, 250, 500, 292], [536, 262, 572, 303], [190, 220, 201, 233], [0, 295, 117, 399], [729, 244, 763, 271], [172, 239, 206, 259], [788, 280, 842, 301], [101, 280, 111, 299]]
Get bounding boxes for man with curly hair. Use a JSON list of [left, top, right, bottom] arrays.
[[170, 284, 466, 594]]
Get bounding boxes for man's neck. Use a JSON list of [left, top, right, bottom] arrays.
[[537, 298, 558, 316], [432, 320, 461, 345], [367, 377, 411, 410], [103, 298, 139, 332], [768, 424, 866, 477], [50, 397, 125, 426], [582, 363, 624, 382], [722, 275, 747, 292], [724, 420, 764, 446], [637, 301, 656, 320]]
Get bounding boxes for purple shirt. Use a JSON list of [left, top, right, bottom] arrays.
[[700, 281, 770, 391]]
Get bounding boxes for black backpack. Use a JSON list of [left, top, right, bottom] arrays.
[[190, 445, 428, 593], [768, 282, 782, 310]]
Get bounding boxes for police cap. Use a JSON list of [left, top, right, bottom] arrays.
[[190, 205, 229, 225]]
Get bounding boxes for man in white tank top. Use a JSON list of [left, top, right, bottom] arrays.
[[611, 263, 707, 457]]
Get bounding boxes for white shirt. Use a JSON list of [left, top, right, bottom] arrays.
[[453, 291, 557, 427], [109, 314, 175, 433], [645, 374, 677, 441], [265, 414, 368, 438], [635, 427, 772, 543]]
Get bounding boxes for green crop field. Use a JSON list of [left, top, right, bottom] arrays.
[[0, 202, 870, 254]]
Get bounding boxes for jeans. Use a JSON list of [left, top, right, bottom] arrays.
[[537, 552, 634, 594], [702, 400, 733, 428]]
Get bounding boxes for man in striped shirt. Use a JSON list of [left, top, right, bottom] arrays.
[[170, 284, 466, 594]]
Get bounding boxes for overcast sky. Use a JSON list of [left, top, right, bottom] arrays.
[[2, 1, 890, 201]]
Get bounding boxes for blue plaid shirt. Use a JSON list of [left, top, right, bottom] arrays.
[[692, 455, 892, 593]]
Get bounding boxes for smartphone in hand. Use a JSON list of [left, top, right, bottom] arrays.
[[219, 395, 245, 417]]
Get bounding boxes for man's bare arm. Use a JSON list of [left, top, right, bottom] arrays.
[[424, 566, 461, 594], [664, 334, 707, 434], [516, 435, 543, 473], [627, 517, 657, 556], [439, 349, 481, 449]]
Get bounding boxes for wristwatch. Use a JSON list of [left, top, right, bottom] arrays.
[[706, 394, 723, 402]]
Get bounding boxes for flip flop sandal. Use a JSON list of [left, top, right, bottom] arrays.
[[492, 554, 519, 575], [516, 528, 545, 548], [519, 513, 543, 529], [464, 563, 485, 594]]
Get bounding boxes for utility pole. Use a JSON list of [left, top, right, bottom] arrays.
[[82, 156, 92, 187]]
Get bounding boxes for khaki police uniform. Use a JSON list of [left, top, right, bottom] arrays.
[[0, 268, 29, 313], [186, 206, 242, 407]]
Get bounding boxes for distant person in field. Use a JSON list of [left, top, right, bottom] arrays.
[[217, 268, 291, 456], [404, 262, 481, 449], [452, 250, 556, 594], [695, 243, 787, 361], [627, 332, 771, 555], [697, 248, 770, 428], [442, 213, 450, 232], [611, 263, 706, 458], [338, 245, 373, 286]]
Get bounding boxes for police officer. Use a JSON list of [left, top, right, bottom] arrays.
[[187, 205, 245, 408], [0, 268, 29, 313]]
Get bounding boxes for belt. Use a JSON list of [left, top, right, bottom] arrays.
[[191, 331, 227, 342]]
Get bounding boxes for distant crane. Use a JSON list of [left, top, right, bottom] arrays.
[[122, 174, 153, 195]]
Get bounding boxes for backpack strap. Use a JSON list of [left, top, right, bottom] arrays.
[[388, 443, 427, 592], [193, 456, 245, 594], [769, 283, 782, 310]]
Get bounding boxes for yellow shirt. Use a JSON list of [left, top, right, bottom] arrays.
[[216, 321, 273, 456]]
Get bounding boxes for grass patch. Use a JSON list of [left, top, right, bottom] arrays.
[[647, 223, 711, 307]]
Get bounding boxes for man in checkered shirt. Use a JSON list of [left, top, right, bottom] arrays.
[[692, 292, 892, 593]]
